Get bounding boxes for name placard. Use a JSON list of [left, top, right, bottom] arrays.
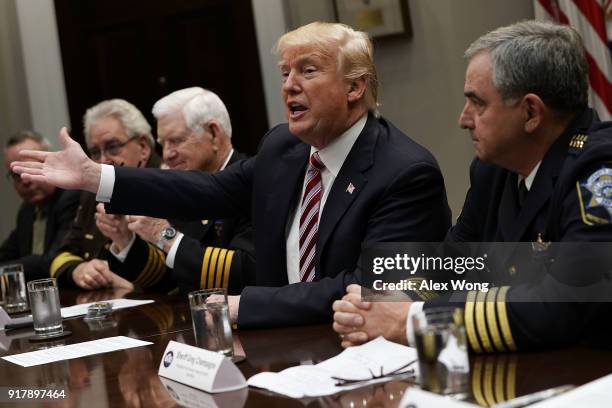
[[158, 341, 246, 393]]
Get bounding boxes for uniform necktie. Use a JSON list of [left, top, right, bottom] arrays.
[[518, 178, 528, 208], [31, 208, 46, 255], [299, 152, 325, 282]]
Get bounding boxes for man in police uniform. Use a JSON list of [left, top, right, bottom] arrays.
[[96, 88, 255, 294], [50, 99, 161, 289], [332, 20, 612, 352]]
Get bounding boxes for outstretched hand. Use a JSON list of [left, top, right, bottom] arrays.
[[10, 127, 102, 193]]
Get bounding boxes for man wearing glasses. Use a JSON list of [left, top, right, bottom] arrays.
[[50, 99, 161, 290], [1, 131, 79, 279]]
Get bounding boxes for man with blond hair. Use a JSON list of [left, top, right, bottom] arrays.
[[13, 22, 450, 327]]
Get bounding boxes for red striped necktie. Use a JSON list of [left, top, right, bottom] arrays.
[[299, 152, 325, 282]]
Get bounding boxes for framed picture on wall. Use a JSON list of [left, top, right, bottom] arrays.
[[333, 0, 412, 39]]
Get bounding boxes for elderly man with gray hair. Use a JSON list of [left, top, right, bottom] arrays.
[[50, 99, 161, 290], [96, 87, 255, 294], [334, 20, 612, 353]]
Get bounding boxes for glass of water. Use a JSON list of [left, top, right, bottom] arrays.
[[1, 264, 28, 309], [413, 308, 470, 397], [27, 278, 63, 337], [188, 288, 233, 357]]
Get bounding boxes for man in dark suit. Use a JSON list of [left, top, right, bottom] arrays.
[[333, 21, 612, 352], [96, 87, 255, 294], [12, 22, 451, 327], [1, 131, 79, 279]]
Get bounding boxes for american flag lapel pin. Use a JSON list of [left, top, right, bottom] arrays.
[[346, 183, 355, 194]]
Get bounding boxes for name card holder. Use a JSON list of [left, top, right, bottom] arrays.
[[158, 341, 246, 393]]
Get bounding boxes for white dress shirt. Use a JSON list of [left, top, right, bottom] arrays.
[[285, 115, 367, 283]]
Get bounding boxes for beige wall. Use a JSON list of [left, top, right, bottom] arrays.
[[0, 0, 69, 242], [0, 0, 31, 241], [257, 0, 534, 217], [375, 0, 534, 216]]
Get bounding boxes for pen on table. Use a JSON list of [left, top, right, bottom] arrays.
[[492, 384, 575, 408]]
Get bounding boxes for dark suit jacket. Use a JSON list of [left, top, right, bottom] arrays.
[[0, 189, 79, 280], [108, 151, 256, 295], [107, 114, 451, 327], [436, 108, 612, 352]]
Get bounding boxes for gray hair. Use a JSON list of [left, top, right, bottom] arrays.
[[152, 87, 232, 138], [6, 130, 51, 150], [465, 20, 588, 112], [83, 99, 154, 147]]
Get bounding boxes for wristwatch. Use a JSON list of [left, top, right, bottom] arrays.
[[156, 226, 177, 250]]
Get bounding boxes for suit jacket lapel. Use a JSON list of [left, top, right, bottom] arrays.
[[502, 116, 585, 241], [511, 159, 557, 240], [316, 117, 376, 276], [274, 143, 310, 245]]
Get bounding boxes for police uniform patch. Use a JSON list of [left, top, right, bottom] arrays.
[[577, 166, 612, 225]]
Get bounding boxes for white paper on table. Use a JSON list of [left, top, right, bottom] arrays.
[[1, 335, 152, 367], [528, 373, 612, 408], [399, 388, 478, 407], [61, 298, 155, 318], [247, 337, 418, 398]]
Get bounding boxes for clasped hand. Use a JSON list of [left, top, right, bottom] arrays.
[[332, 284, 411, 348]]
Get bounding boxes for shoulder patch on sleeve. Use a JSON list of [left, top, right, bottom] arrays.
[[577, 165, 612, 225]]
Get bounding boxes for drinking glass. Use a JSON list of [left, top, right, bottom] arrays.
[[188, 288, 233, 357], [413, 308, 470, 397], [27, 278, 63, 337], [1, 264, 27, 309]]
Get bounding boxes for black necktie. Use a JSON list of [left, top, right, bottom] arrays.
[[518, 178, 528, 208]]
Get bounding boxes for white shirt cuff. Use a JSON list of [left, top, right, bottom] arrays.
[[406, 301, 424, 347], [96, 164, 115, 203], [165, 233, 184, 268], [110, 233, 136, 263]]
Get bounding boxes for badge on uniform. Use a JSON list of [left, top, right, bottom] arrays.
[[577, 166, 612, 225]]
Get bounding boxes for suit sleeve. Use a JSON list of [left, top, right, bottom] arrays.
[[106, 157, 254, 221], [238, 161, 451, 328], [108, 236, 174, 291], [173, 224, 256, 295]]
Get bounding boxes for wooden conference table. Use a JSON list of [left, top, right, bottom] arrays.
[[1, 290, 612, 407]]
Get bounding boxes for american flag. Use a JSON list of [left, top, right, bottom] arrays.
[[534, 0, 612, 120]]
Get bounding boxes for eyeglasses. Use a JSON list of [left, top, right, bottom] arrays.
[[88, 135, 139, 161], [331, 360, 417, 386]]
